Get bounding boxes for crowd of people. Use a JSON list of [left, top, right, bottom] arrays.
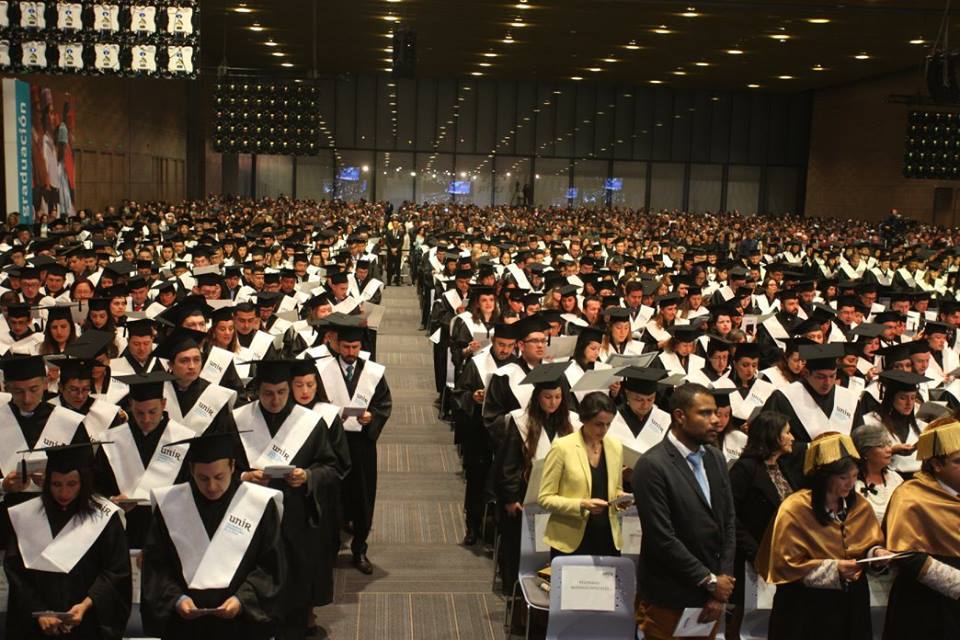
[[0, 196, 957, 640]]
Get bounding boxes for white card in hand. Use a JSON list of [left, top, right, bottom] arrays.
[[673, 608, 717, 637], [263, 465, 295, 478]]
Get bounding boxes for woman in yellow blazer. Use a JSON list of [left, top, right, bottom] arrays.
[[539, 391, 632, 556]]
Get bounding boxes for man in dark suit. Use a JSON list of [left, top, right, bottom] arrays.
[[632, 383, 736, 640], [385, 215, 404, 286]]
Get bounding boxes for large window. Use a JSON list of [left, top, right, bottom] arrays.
[[535, 158, 571, 207], [728, 165, 761, 214], [649, 163, 684, 211], [494, 156, 531, 206], [295, 152, 334, 201], [611, 161, 647, 209], [455, 155, 493, 206], [573, 160, 608, 208], [374, 152, 414, 206], [689, 164, 723, 213], [415, 153, 454, 204], [334, 150, 374, 202]]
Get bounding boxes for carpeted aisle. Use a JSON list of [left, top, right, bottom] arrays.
[[314, 284, 505, 639]]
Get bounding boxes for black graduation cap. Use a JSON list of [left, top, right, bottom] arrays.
[[709, 387, 735, 408], [513, 314, 551, 339], [0, 354, 46, 381], [54, 357, 94, 382], [850, 322, 885, 339], [159, 294, 212, 326], [732, 342, 761, 360], [329, 271, 349, 285], [605, 307, 631, 322], [36, 304, 78, 323], [153, 327, 207, 360], [168, 431, 244, 464], [520, 361, 570, 387], [507, 288, 528, 302], [791, 318, 825, 337], [126, 316, 155, 337], [667, 324, 702, 342], [655, 292, 681, 307], [6, 303, 31, 319], [798, 343, 845, 371], [618, 366, 668, 394], [290, 357, 319, 378], [242, 358, 298, 384], [876, 343, 912, 363], [19, 442, 101, 474], [576, 327, 605, 348], [777, 289, 799, 302], [874, 310, 904, 324], [116, 370, 176, 401], [104, 261, 135, 277], [63, 330, 114, 360], [493, 322, 519, 340], [877, 370, 931, 393], [924, 321, 951, 336], [907, 339, 931, 355]]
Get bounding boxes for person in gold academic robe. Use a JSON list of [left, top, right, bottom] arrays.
[[756, 432, 891, 640], [882, 418, 960, 640]]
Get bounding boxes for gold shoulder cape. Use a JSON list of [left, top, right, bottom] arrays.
[[884, 471, 960, 557], [756, 489, 884, 584]]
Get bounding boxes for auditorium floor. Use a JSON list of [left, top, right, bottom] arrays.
[[314, 285, 506, 639]]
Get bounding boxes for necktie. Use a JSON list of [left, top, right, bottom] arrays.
[[346, 363, 355, 382], [687, 450, 711, 507]]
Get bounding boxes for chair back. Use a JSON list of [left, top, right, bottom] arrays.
[[545, 555, 636, 640]]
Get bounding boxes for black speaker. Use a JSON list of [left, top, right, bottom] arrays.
[[392, 29, 416, 78], [926, 51, 960, 104]]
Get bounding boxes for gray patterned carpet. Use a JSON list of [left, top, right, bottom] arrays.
[[314, 285, 508, 639]]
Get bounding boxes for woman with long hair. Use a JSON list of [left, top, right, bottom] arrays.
[[4, 443, 131, 639], [760, 337, 809, 387], [450, 285, 499, 378], [39, 305, 77, 355], [757, 433, 891, 640], [599, 308, 644, 361], [495, 375, 577, 596], [859, 370, 927, 476]]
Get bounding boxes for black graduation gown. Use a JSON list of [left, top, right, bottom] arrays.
[[333, 358, 393, 556], [449, 315, 494, 385], [118, 351, 162, 376], [172, 378, 238, 436], [4, 501, 132, 640], [883, 554, 960, 640], [235, 401, 341, 614], [201, 345, 247, 399], [141, 481, 285, 640], [481, 359, 532, 451], [762, 381, 836, 443], [93, 415, 190, 549], [429, 293, 461, 394]]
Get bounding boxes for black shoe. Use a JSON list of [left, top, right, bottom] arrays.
[[353, 554, 374, 575], [462, 531, 478, 546]]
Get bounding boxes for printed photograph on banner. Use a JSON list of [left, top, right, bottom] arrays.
[[31, 84, 77, 217]]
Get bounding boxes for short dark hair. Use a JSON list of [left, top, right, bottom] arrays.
[[740, 411, 790, 460], [579, 391, 616, 422], [669, 382, 712, 415]]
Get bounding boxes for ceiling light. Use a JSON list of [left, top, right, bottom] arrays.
[[503, 33, 515, 43], [483, 52, 498, 58], [271, 51, 286, 57], [382, 15, 400, 21], [385, 0, 402, 3], [673, 70, 687, 76], [770, 34, 791, 41], [516, 2, 531, 8], [747, 83, 761, 88], [587, 67, 602, 72], [812, 64, 826, 71], [806, 18, 830, 24], [854, 52, 870, 60], [570, 76, 583, 81], [649, 79, 663, 84], [471, 71, 483, 76], [602, 58, 618, 63], [479, 62, 492, 67], [510, 20, 526, 27], [679, 11, 701, 18], [777, 75, 794, 80], [726, 49, 744, 55], [652, 26, 673, 34], [410, 171, 417, 177], [281, 62, 294, 68], [248, 24, 265, 32], [910, 38, 926, 45], [264, 40, 278, 47], [232, 5, 253, 13], [694, 61, 710, 67]]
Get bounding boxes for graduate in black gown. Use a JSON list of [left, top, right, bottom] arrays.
[[4, 442, 132, 639], [141, 432, 285, 640], [234, 359, 342, 640], [95, 371, 194, 549]]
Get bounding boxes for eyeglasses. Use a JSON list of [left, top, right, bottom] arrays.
[[524, 338, 548, 345]]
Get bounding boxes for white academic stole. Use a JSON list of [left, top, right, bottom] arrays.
[[643, 320, 670, 343], [607, 406, 670, 454], [896, 268, 916, 288], [200, 346, 235, 386], [152, 482, 283, 590], [510, 409, 578, 460], [471, 349, 498, 387], [100, 420, 192, 500], [9, 495, 119, 573], [93, 378, 129, 406], [235, 403, 317, 468], [781, 382, 857, 439], [240, 331, 275, 362], [297, 343, 370, 362], [0, 403, 84, 475], [492, 362, 534, 411], [163, 382, 237, 434], [657, 352, 704, 376], [443, 288, 463, 312], [317, 358, 385, 432], [761, 315, 790, 340], [267, 317, 293, 337], [310, 402, 341, 430], [359, 278, 384, 302], [729, 379, 776, 421], [48, 397, 119, 440]]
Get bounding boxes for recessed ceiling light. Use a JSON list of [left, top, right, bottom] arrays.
[[271, 51, 286, 57], [570, 76, 583, 81], [673, 70, 687, 76], [806, 18, 830, 24], [910, 38, 926, 45], [747, 83, 761, 88], [232, 5, 253, 13], [679, 10, 700, 18], [482, 52, 499, 58], [652, 26, 673, 34], [726, 48, 744, 55], [587, 67, 602, 72], [516, 2, 531, 9], [694, 61, 710, 67], [281, 62, 294, 68], [812, 64, 826, 71], [471, 71, 483, 76], [479, 62, 492, 67], [248, 24, 265, 32], [855, 52, 871, 60], [510, 20, 526, 27], [769, 34, 791, 41], [385, 0, 402, 3], [777, 75, 794, 80], [503, 33, 515, 43], [649, 79, 663, 84], [602, 58, 618, 63], [264, 40, 278, 47], [382, 15, 400, 21]]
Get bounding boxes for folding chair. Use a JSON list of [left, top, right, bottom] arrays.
[[503, 506, 550, 639], [544, 555, 636, 640]]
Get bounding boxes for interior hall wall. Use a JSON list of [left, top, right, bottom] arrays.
[[805, 68, 960, 225]]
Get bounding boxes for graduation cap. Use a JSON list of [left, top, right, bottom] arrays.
[[243, 358, 299, 384], [0, 354, 46, 381], [153, 327, 207, 360], [63, 330, 114, 360], [116, 370, 176, 401], [104, 261, 135, 277], [618, 366, 668, 394], [159, 294, 212, 326], [709, 387, 736, 408], [877, 369, 931, 392], [493, 322, 519, 340], [777, 289, 799, 302], [791, 318, 825, 337], [290, 358, 319, 378], [6, 303, 31, 319], [874, 310, 904, 325], [850, 322, 885, 339], [907, 339, 931, 355], [804, 433, 860, 475], [875, 343, 912, 364], [37, 303, 78, 323], [513, 314, 551, 339], [924, 321, 952, 336], [798, 343, 844, 371], [576, 327, 605, 348], [168, 431, 244, 464], [655, 292, 681, 307], [917, 419, 960, 461], [54, 357, 95, 382], [519, 361, 570, 388], [18, 441, 101, 474], [732, 342, 761, 360], [126, 316, 155, 337], [604, 307, 631, 323], [667, 324, 702, 342]]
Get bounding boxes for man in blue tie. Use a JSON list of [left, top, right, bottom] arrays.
[[632, 383, 736, 640]]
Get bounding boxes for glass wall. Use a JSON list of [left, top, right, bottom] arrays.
[[374, 151, 414, 206], [573, 160, 608, 208], [611, 160, 647, 209], [689, 164, 723, 213], [295, 152, 334, 201], [727, 165, 762, 214], [535, 158, 571, 207], [494, 156, 531, 206], [455, 155, 493, 206], [649, 163, 684, 211], [415, 153, 454, 204], [334, 150, 374, 201]]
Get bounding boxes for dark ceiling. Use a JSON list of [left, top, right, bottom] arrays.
[[201, 0, 957, 92]]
